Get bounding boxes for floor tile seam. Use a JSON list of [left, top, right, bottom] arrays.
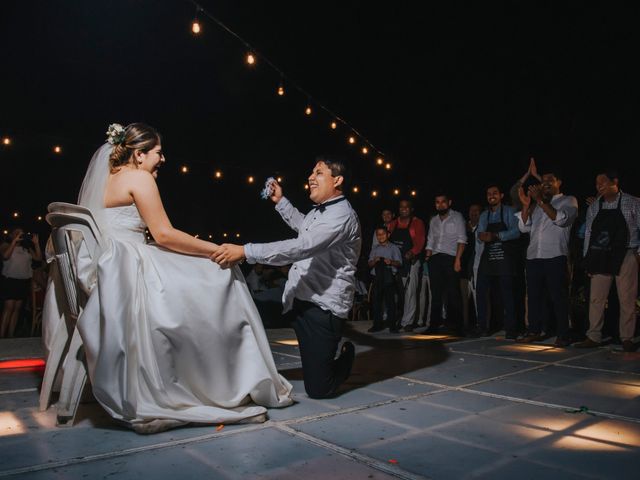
[[418, 427, 632, 480], [0, 388, 38, 396], [0, 423, 271, 478], [275, 424, 431, 480], [394, 375, 640, 425], [447, 348, 640, 377], [271, 351, 301, 360], [280, 388, 454, 426]]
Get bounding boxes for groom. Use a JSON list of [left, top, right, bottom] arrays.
[[213, 156, 362, 399]]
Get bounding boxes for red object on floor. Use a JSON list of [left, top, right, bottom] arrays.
[[0, 358, 46, 370]]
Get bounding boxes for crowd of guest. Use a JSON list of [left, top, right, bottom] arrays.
[[363, 160, 640, 352]]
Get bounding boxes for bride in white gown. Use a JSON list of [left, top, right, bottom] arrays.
[[58, 123, 292, 433]]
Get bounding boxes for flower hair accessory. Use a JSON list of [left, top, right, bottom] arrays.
[[106, 123, 126, 145]]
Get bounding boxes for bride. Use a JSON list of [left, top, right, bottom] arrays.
[[57, 123, 292, 433]]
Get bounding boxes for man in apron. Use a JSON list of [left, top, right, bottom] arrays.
[[475, 185, 521, 338], [575, 170, 640, 352]]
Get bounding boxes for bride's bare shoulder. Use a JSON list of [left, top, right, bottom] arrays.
[[111, 168, 156, 185]]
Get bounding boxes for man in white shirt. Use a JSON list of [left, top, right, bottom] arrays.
[[516, 170, 578, 347], [213, 157, 362, 398], [424, 193, 467, 336]]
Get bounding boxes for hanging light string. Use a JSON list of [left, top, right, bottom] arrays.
[[185, 0, 386, 161]]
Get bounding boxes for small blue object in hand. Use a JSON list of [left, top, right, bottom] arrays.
[[261, 177, 276, 200]]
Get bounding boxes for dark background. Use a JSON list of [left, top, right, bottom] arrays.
[[1, 0, 638, 245]]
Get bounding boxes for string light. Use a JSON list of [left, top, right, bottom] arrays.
[[191, 6, 202, 34], [393, 189, 400, 196], [277, 80, 285, 96], [247, 176, 255, 183], [181, 166, 188, 173], [385, 162, 392, 170], [376, 157, 384, 166], [348, 136, 356, 144], [191, 14, 202, 34], [12, 212, 19, 218], [330, 121, 337, 130], [246, 53, 256, 65], [53, 145, 62, 154], [304, 184, 309, 190], [223, 233, 228, 238], [2, 230, 7, 235], [371, 190, 378, 198], [305, 105, 312, 115], [208, 234, 212, 239], [214, 170, 223, 179], [410, 190, 417, 197], [352, 186, 359, 193], [361, 147, 368, 155], [37, 216, 43, 221], [277, 176, 282, 183], [235, 233, 240, 238], [2, 137, 10, 146]]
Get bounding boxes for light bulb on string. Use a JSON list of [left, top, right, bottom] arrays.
[[385, 162, 392, 170], [223, 233, 228, 238], [277, 176, 282, 183], [214, 170, 222, 179], [304, 184, 309, 190], [37, 216, 43, 221], [236, 233, 241, 238], [53, 145, 62, 154], [393, 189, 400, 196], [191, 17, 201, 34], [371, 190, 378, 198], [2, 137, 10, 146], [411, 190, 417, 197], [277, 78, 285, 96], [13, 212, 19, 218], [208, 235, 212, 239], [181, 166, 188, 173], [361, 147, 368, 155], [376, 157, 384, 166], [330, 121, 337, 130], [305, 105, 312, 115], [246, 53, 256, 65], [352, 186, 359, 193], [348, 136, 356, 145], [247, 176, 255, 184]]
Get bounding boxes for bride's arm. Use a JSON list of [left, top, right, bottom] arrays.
[[128, 171, 219, 257]]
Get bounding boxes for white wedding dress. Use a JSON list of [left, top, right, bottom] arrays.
[[74, 204, 293, 426]]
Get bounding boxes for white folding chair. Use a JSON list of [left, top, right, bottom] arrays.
[[41, 205, 103, 426]]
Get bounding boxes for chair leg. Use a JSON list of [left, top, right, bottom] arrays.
[[39, 320, 70, 411], [55, 328, 88, 426]]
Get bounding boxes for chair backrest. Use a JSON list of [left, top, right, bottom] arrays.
[[46, 211, 104, 320]]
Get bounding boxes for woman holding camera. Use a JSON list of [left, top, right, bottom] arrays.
[[1, 228, 41, 338]]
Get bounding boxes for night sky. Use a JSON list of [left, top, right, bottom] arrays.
[[2, 1, 639, 245]]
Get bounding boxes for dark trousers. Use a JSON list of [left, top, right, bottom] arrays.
[[476, 273, 516, 335], [526, 256, 570, 338], [291, 299, 350, 398], [372, 278, 396, 328], [428, 253, 463, 330]]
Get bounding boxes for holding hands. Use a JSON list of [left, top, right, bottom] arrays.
[[211, 244, 246, 269]]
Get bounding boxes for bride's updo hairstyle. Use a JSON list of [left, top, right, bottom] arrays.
[[109, 123, 161, 172]]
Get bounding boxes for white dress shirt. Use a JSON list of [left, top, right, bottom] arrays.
[[244, 196, 362, 318], [516, 193, 578, 260], [426, 210, 467, 256]]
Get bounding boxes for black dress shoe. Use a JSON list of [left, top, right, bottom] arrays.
[[367, 325, 385, 333]]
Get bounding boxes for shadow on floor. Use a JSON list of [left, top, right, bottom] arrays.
[[282, 324, 450, 395]]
